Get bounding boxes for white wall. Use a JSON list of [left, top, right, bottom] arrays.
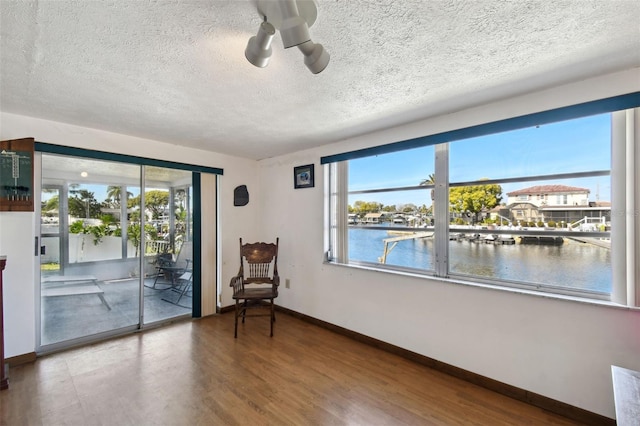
[[259, 68, 640, 419], [0, 212, 36, 358], [1, 68, 639, 418], [0, 112, 261, 356]]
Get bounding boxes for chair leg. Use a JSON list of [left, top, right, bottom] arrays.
[[146, 271, 161, 289], [234, 299, 239, 338], [270, 299, 274, 337], [146, 270, 169, 290]]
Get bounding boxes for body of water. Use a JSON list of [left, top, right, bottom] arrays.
[[348, 228, 611, 293]]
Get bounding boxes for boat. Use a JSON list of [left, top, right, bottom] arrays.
[[465, 233, 481, 242], [498, 235, 516, 245], [483, 234, 498, 243]]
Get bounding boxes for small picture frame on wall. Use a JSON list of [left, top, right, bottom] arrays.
[[294, 164, 314, 189]]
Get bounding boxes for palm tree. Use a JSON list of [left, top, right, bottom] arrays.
[[419, 174, 435, 185], [106, 185, 133, 208], [419, 173, 435, 195], [419, 174, 436, 220], [42, 194, 59, 212]]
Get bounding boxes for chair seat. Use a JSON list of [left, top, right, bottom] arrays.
[[232, 287, 276, 300]]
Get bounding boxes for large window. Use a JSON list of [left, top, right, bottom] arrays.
[[347, 146, 435, 270], [447, 114, 611, 294], [325, 97, 639, 303]]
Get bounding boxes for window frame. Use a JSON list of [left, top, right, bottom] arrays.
[[323, 94, 640, 306]]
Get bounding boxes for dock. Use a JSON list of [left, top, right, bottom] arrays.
[[379, 232, 434, 264], [520, 236, 564, 245], [568, 236, 611, 249]]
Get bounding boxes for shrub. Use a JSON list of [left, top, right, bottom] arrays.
[[547, 220, 556, 228], [69, 220, 115, 245], [89, 224, 112, 245], [69, 220, 87, 234]]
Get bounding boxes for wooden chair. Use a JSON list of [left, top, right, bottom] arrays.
[[230, 238, 279, 337]]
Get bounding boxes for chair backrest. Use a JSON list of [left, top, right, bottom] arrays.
[[175, 240, 193, 269], [239, 238, 278, 284]]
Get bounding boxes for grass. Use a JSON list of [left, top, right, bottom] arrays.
[[41, 263, 60, 271]]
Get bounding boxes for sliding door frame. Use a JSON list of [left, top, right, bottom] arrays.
[[34, 143, 222, 353]]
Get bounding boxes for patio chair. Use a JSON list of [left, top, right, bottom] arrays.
[[149, 241, 192, 289], [161, 271, 192, 308], [230, 238, 279, 337]]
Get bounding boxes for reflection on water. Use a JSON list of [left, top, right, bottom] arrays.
[[348, 228, 611, 293]]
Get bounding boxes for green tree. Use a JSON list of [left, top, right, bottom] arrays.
[[350, 200, 383, 216], [419, 174, 436, 216], [106, 185, 133, 208], [128, 190, 169, 220], [145, 190, 170, 219], [127, 223, 159, 257], [174, 188, 187, 209], [128, 209, 141, 222], [449, 180, 502, 224], [419, 173, 436, 191], [69, 188, 101, 218], [42, 194, 59, 213], [127, 194, 139, 209], [175, 205, 187, 222], [400, 203, 417, 213]]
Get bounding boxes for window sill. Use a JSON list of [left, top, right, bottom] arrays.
[[323, 260, 639, 312]]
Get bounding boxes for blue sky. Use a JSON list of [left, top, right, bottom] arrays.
[[348, 113, 611, 208]]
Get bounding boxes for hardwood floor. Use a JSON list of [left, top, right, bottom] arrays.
[[1, 312, 586, 425]]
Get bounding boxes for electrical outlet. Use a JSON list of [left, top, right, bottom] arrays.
[[285, 278, 290, 289]]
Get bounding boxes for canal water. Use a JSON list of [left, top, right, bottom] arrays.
[[348, 228, 611, 293]]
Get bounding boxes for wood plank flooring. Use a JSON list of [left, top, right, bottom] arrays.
[[1, 312, 586, 425]]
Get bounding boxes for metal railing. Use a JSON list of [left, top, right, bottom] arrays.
[[145, 240, 170, 254]]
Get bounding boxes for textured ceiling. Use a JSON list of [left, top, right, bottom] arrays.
[[1, 0, 639, 160]]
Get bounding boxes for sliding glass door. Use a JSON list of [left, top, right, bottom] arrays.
[[38, 154, 193, 351], [142, 166, 193, 324]]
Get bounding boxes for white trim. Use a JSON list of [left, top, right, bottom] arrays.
[[434, 144, 449, 277], [628, 109, 639, 307], [33, 152, 42, 351]]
